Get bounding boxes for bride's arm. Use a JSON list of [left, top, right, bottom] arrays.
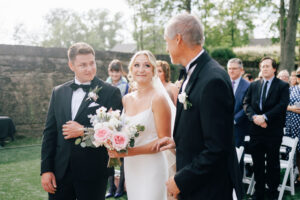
[[109, 93, 172, 158], [128, 93, 171, 156]]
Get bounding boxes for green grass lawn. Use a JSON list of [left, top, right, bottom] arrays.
[[0, 136, 127, 200], [1, 136, 300, 200]]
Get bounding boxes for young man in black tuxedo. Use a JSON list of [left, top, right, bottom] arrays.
[[243, 57, 289, 200], [41, 42, 122, 200], [155, 13, 243, 200]]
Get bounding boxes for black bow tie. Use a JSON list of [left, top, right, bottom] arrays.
[[178, 58, 200, 80], [70, 83, 91, 92]]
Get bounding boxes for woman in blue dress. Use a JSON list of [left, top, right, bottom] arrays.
[[285, 68, 300, 184]]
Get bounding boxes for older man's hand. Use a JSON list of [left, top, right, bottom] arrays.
[[166, 176, 180, 199]]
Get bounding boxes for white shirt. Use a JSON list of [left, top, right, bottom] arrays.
[[181, 49, 205, 92], [231, 76, 242, 95], [71, 78, 91, 120]]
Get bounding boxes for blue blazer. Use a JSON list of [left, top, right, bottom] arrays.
[[233, 78, 250, 147]]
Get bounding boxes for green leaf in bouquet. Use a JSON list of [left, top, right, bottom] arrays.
[[134, 133, 139, 137], [75, 138, 82, 145], [129, 138, 135, 147], [85, 138, 93, 147], [136, 125, 145, 132], [80, 142, 87, 148], [119, 149, 127, 153]]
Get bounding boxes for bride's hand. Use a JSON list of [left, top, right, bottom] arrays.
[[153, 137, 176, 152], [107, 150, 125, 158]]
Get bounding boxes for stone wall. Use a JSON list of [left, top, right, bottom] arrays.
[[0, 44, 170, 135]]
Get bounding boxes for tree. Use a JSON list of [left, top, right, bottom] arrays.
[[40, 9, 123, 50], [12, 23, 39, 45], [279, 0, 300, 71]]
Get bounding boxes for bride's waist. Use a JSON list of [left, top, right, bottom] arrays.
[[134, 133, 157, 146]]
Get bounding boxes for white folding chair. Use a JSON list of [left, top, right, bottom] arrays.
[[233, 146, 244, 200], [278, 136, 298, 200], [242, 136, 255, 195], [236, 146, 244, 163]]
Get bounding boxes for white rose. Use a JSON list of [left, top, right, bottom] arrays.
[[128, 126, 137, 137], [88, 92, 97, 99], [109, 117, 121, 128], [111, 110, 121, 118], [178, 92, 187, 104]]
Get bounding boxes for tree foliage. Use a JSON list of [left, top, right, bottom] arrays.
[[40, 9, 124, 50], [126, 0, 260, 54]]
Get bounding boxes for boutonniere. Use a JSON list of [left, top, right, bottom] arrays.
[[178, 92, 192, 110], [175, 79, 184, 89], [86, 86, 102, 101]]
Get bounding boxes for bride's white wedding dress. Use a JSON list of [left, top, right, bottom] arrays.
[[123, 106, 168, 200]]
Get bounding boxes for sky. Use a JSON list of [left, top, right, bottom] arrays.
[[0, 0, 271, 46]]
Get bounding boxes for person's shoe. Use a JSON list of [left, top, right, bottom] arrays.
[[105, 188, 116, 198], [114, 191, 125, 198]]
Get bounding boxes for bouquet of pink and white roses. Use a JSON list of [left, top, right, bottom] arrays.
[[75, 106, 144, 167]]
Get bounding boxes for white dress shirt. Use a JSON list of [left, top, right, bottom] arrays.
[[231, 76, 242, 95], [71, 78, 91, 120], [181, 49, 205, 92]]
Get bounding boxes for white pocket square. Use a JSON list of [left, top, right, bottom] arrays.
[[88, 102, 100, 108]]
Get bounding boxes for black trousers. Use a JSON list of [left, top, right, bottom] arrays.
[[49, 167, 107, 200], [249, 135, 282, 199]]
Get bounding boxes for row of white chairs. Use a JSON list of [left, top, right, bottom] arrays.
[[237, 135, 299, 200]]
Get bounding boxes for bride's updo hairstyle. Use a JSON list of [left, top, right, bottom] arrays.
[[127, 50, 157, 84]]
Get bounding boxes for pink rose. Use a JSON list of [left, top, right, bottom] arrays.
[[94, 127, 112, 145], [112, 132, 129, 151]]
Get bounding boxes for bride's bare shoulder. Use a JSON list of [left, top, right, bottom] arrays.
[[122, 91, 137, 105], [152, 90, 168, 105]]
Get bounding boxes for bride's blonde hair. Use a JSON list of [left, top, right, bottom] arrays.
[[127, 50, 157, 84]]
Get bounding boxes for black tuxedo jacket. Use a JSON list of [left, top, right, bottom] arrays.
[[173, 51, 243, 200], [41, 77, 122, 181], [243, 77, 289, 137]]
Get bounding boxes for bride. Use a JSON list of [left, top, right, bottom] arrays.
[[108, 50, 175, 200]]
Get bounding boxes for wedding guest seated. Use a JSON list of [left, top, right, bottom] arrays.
[[105, 59, 128, 198], [290, 71, 298, 87], [285, 67, 300, 185], [277, 69, 290, 83], [156, 60, 179, 105]]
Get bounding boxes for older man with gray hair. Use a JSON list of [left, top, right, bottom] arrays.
[[155, 13, 243, 200], [277, 69, 290, 83], [227, 58, 250, 148]]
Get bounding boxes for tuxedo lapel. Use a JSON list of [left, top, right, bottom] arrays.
[[174, 51, 210, 137], [64, 82, 73, 121]]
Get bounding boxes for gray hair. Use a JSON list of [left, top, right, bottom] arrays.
[[277, 69, 289, 77], [165, 13, 205, 47], [227, 58, 243, 68]]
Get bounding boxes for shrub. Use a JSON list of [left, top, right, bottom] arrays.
[[210, 47, 236, 66]]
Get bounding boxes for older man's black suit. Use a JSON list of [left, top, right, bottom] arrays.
[[243, 77, 289, 199], [41, 77, 122, 199], [173, 51, 243, 200]]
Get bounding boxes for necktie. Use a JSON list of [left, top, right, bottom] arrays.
[[261, 80, 268, 107], [70, 83, 91, 92], [232, 80, 235, 89]]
